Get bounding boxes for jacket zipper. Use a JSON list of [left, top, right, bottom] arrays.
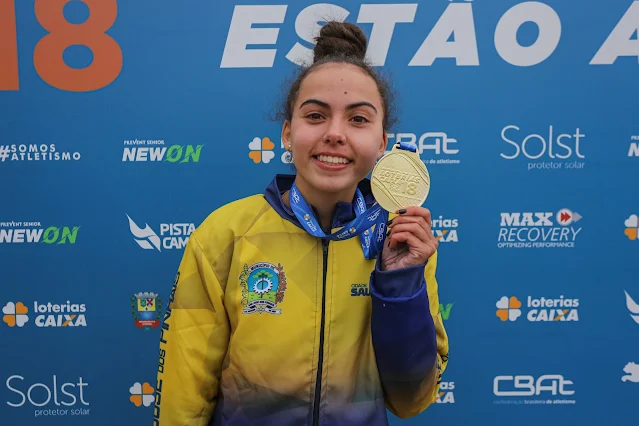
[[312, 239, 329, 426]]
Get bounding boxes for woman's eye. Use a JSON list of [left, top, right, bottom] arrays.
[[352, 116, 370, 123], [307, 113, 323, 120]]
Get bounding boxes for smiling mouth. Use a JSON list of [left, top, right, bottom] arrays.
[[313, 155, 352, 165]]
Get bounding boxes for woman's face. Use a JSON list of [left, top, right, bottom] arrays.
[[282, 63, 387, 199]]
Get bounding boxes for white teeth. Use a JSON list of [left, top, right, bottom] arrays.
[[317, 155, 350, 165]]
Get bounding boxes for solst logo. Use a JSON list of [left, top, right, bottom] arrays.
[[219, 2, 639, 68], [126, 214, 195, 251], [493, 375, 576, 405], [436, 381, 455, 404], [122, 140, 203, 163], [496, 295, 579, 323], [432, 216, 459, 243], [6, 375, 90, 418], [2, 301, 87, 328], [0, 222, 80, 245], [500, 125, 585, 171], [385, 132, 460, 165], [497, 209, 582, 249]]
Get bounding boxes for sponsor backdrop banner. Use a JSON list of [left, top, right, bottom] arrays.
[[1, 0, 638, 425]]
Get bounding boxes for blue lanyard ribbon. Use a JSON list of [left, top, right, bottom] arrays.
[[289, 182, 389, 259]]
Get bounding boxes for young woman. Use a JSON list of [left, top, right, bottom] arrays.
[[155, 21, 449, 426]]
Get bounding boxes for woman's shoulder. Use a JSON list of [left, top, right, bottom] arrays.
[[196, 193, 269, 234]]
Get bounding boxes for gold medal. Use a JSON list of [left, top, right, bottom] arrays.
[[370, 143, 430, 212]]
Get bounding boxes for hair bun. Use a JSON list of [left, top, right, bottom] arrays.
[[313, 21, 367, 63]]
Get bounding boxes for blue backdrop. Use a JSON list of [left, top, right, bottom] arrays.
[[1, 0, 638, 425]]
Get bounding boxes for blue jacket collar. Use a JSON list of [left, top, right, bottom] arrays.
[[264, 174, 377, 231]]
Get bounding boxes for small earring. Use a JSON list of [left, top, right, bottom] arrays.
[[288, 143, 292, 151]]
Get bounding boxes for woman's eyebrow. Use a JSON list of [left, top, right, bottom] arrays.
[[299, 99, 378, 113]]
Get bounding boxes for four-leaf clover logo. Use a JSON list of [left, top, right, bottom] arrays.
[[496, 296, 522, 322]]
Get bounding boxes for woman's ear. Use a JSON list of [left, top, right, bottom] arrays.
[[377, 131, 388, 159], [282, 120, 291, 151]]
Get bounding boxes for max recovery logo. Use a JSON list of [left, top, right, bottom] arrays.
[[497, 209, 582, 248], [496, 295, 579, 322], [493, 374, 576, 405], [126, 214, 195, 251], [0, 221, 80, 244], [6, 374, 90, 417], [2, 301, 87, 328], [219, 2, 639, 68], [122, 139, 203, 163]]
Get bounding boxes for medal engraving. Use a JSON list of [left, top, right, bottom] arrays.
[[371, 144, 431, 212]]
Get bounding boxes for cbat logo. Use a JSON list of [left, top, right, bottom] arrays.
[[131, 292, 163, 330], [126, 214, 195, 251], [249, 136, 293, 164], [624, 290, 639, 324], [220, 2, 639, 68], [500, 125, 585, 171], [622, 362, 639, 383], [624, 215, 639, 240], [2, 302, 29, 327], [432, 216, 459, 243], [629, 136, 639, 157], [385, 132, 460, 165], [0, 222, 80, 244], [122, 140, 203, 163], [436, 381, 455, 404], [2, 301, 87, 328], [496, 295, 579, 322], [129, 382, 155, 407], [440, 303, 453, 320], [0, 143, 81, 163], [239, 262, 288, 314], [493, 375, 576, 404], [497, 209, 582, 249], [6, 374, 90, 417]]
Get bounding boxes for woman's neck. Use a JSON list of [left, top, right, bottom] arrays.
[[284, 178, 357, 232]]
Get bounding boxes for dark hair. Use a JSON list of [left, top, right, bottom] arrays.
[[275, 21, 398, 131]]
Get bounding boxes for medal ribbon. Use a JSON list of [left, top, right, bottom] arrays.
[[289, 182, 389, 259]]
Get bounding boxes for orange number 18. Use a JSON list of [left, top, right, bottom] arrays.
[[0, 0, 123, 92]]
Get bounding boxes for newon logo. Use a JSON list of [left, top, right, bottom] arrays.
[[122, 139, 203, 163], [493, 374, 576, 405], [0, 221, 80, 245], [498, 209, 582, 248], [219, 2, 639, 68], [496, 295, 579, 322], [126, 214, 195, 251], [5, 374, 90, 418], [500, 125, 585, 171]]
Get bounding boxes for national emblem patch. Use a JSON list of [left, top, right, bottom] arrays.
[[239, 262, 288, 315]]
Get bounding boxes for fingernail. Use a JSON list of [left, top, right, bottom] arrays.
[[386, 219, 393, 226], [398, 209, 407, 214], [386, 229, 390, 236]]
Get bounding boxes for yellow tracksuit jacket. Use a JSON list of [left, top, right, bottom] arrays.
[[154, 174, 449, 426]]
